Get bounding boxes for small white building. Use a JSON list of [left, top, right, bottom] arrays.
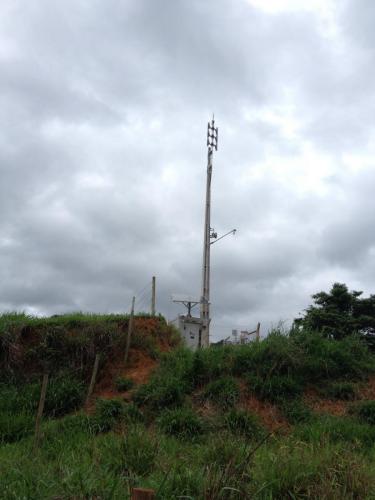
[[170, 314, 203, 350]]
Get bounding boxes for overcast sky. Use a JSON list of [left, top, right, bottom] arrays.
[[1, 0, 375, 341]]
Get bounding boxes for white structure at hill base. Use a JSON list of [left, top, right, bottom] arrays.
[[170, 315, 203, 351]]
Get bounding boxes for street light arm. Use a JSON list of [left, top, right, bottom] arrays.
[[210, 229, 237, 245]]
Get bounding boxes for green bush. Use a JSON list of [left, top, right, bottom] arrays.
[[203, 376, 239, 408], [0, 412, 34, 443], [133, 376, 185, 410], [292, 331, 375, 382], [248, 374, 303, 403], [321, 381, 357, 401], [158, 407, 205, 439], [223, 408, 263, 439], [156, 348, 193, 385], [350, 400, 375, 425], [232, 331, 304, 378], [280, 399, 312, 424], [115, 377, 134, 392], [190, 347, 231, 386]]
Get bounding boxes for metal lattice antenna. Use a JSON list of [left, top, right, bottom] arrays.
[[207, 116, 218, 151]]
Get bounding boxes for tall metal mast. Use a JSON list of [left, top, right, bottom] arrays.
[[200, 117, 218, 347]]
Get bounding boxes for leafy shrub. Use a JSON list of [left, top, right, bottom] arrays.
[[279, 399, 312, 424], [350, 400, 375, 425], [157, 348, 193, 380], [292, 331, 375, 382], [203, 376, 239, 408], [158, 407, 205, 439], [248, 374, 303, 403], [115, 377, 134, 392], [0, 412, 34, 443], [190, 347, 231, 386], [223, 409, 263, 439], [321, 382, 357, 401], [133, 376, 185, 410], [232, 331, 304, 378]]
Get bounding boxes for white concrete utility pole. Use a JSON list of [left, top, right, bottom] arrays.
[[151, 276, 156, 316], [200, 117, 218, 347], [199, 118, 237, 348]]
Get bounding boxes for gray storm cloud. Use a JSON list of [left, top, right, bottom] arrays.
[[1, 0, 375, 340]]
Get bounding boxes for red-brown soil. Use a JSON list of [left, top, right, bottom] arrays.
[[303, 388, 348, 417], [92, 318, 174, 402], [242, 394, 289, 432], [302, 375, 375, 418]]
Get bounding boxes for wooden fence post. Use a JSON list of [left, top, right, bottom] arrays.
[[256, 322, 260, 341], [151, 276, 156, 316], [124, 296, 135, 366], [131, 488, 155, 500], [34, 372, 49, 450], [86, 353, 101, 405]]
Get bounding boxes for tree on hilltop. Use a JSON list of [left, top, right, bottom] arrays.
[[295, 283, 375, 345]]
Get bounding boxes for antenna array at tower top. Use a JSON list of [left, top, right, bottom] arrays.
[[207, 119, 218, 151]]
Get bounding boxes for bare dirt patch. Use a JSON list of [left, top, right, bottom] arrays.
[[242, 394, 289, 432]]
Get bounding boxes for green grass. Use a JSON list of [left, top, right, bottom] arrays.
[[1, 320, 375, 497], [1, 418, 374, 499], [294, 415, 375, 449], [222, 408, 264, 439], [350, 400, 375, 425]]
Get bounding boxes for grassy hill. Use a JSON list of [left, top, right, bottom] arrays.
[[1, 313, 375, 498]]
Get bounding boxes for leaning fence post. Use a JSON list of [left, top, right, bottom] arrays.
[[86, 353, 101, 405], [131, 488, 155, 500], [34, 372, 49, 450], [256, 322, 260, 341], [124, 296, 135, 366]]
